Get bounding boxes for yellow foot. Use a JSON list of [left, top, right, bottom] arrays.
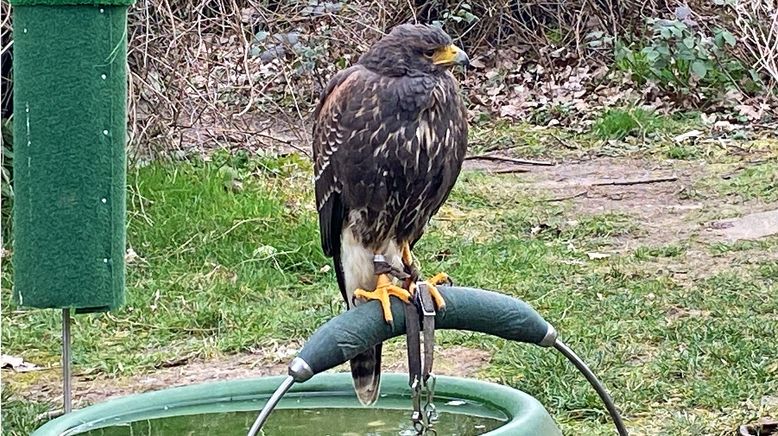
[[354, 274, 412, 324], [410, 272, 450, 311]]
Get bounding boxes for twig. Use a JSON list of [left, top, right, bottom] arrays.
[[491, 168, 531, 174], [465, 154, 555, 166], [37, 410, 65, 421], [481, 142, 518, 154], [545, 190, 588, 202], [590, 176, 678, 187], [549, 133, 578, 150]]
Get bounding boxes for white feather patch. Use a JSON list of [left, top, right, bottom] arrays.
[[340, 229, 404, 309], [340, 229, 376, 307]]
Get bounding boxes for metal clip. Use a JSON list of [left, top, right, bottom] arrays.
[[415, 282, 436, 317], [411, 377, 422, 417]]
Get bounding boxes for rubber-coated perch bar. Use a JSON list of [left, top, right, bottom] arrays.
[[293, 286, 557, 380], [248, 286, 628, 436]]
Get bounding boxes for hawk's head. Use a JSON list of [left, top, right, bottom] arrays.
[[358, 24, 470, 77]]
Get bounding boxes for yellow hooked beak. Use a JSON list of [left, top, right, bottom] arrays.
[[432, 44, 470, 67]]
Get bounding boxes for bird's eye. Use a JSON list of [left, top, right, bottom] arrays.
[[424, 49, 435, 58]]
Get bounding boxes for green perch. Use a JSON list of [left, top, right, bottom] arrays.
[[249, 286, 629, 436], [291, 286, 557, 381]]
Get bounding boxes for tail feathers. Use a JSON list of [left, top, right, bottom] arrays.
[[350, 343, 382, 405]]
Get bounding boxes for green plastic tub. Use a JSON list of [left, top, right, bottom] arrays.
[[32, 373, 561, 435]]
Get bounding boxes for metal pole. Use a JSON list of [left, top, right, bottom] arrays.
[[62, 308, 72, 414], [247, 376, 295, 436], [554, 340, 628, 436]]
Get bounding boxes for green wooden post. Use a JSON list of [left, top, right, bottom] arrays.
[[11, 0, 133, 412]]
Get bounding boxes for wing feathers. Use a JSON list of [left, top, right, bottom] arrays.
[[313, 67, 365, 258]]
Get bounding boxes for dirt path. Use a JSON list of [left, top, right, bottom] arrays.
[[469, 154, 777, 249], [16, 345, 490, 408], [462, 155, 778, 316]]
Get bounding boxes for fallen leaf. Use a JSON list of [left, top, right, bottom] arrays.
[[125, 247, 139, 264], [701, 113, 718, 125], [469, 58, 486, 69], [560, 259, 586, 266], [735, 104, 761, 120], [253, 245, 277, 258], [150, 289, 161, 311], [1, 354, 40, 372], [712, 120, 739, 132], [672, 129, 703, 143], [499, 104, 521, 118]]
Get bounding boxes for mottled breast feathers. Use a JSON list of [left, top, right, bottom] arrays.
[[313, 63, 467, 259]]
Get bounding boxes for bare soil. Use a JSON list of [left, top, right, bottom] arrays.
[[14, 345, 490, 408]]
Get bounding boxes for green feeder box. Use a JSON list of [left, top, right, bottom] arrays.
[[11, 0, 133, 414], [11, 0, 132, 313]]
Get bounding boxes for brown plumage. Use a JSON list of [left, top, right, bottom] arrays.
[[312, 24, 469, 405]]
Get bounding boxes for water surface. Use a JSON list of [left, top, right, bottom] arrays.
[[80, 406, 506, 435]]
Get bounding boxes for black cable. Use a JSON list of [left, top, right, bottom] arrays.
[[554, 340, 629, 436]]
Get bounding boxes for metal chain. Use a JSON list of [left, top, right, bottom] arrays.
[[411, 373, 438, 435], [423, 374, 438, 426]]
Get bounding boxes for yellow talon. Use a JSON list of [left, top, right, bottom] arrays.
[[408, 274, 448, 311], [354, 274, 412, 324], [426, 281, 447, 310], [427, 272, 450, 286]]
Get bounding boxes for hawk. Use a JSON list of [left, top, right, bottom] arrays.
[[312, 24, 469, 405]]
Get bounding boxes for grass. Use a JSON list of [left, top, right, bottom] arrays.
[[718, 162, 778, 203], [593, 108, 664, 140], [1, 385, 51, 436], [594, 108, 702, 141], [664, 144, 701, 160], [3, 148, 778, 435], [633, 243, 686, 260], [691, 160, 778, 206]]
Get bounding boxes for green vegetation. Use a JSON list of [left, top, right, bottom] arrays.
[[614, 17, 758, 96], [633, 243, 686, 260], [594, 108, 657, 140], [1, 385, 50, 436], [718, 161, 778, 203], [4, 148, 777, 435], [591, 107, 699, 141], [664, 144, 701, 160]]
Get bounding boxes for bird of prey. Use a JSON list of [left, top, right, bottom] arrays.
[[312, 24, 469, 405]]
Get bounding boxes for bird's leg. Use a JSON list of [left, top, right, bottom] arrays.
[[401, 242, 416, 271], [354, 273, 412, 325], [401, 242, 449, 310]]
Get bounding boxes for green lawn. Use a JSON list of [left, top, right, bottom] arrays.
[[2, 145, 777, 435]]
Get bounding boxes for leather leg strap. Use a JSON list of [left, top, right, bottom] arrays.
[[416, 282, 436, 383], [405, 301, 422, 386]]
